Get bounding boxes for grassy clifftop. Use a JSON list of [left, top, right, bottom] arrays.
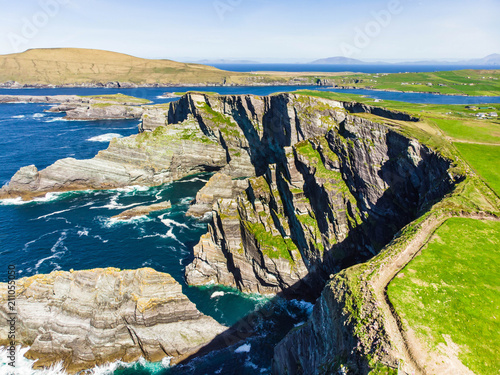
[[0, 48, 256, 85]]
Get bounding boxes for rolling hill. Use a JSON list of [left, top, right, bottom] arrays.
[[0, 48, 257, 85]]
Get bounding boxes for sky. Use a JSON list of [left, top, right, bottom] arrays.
[[0, 0, 498, 62]]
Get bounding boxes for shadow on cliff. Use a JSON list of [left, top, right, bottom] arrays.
[[172, 94, 456, 372], [175, 170, 454, 372]]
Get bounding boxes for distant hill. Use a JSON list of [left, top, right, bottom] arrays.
[[194, 59, 259, 64], [310, 54, 500, 66], [309, 56, 366, 65], [464, 54, 500, 65], [0, 48, 256, 85]]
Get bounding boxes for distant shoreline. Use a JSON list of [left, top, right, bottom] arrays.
[[0, 81, 497, 97]]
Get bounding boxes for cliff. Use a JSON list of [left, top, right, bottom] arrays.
[[0, 268, 226, 373], [0, 91, 462, 373]]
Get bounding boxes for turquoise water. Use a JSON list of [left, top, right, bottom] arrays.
[[0, 91, 314, 374], [1, 87, 498, 374]]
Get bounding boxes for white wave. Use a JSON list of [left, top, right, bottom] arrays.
[[33, 113, 45, 118], [90, 193, 143, 210], [14, 192, 68, 205], [192, 221, 209, 229], [51, 232, 67, 253], [234, 343, 251, 353], [0, 346, 66, 374], [115, 185, 151, 193], [200, 211, 213, 222], [159, 215, 189, 229], [102, 215, 152, 228], [0, 346, 171, 375], [33, 208, 73, 220], [11, 115, 25, 119], [211, 291, 225, 299], [34, 251, 64, 271], [139, 233, 169, 239], [179, 177, 208, 183], [0, 197, 25, 205], [22, 230, 61, 252], [163, 227, 185, 247], [294, 321, 306, 328], [78, 229, 89, 237], [44, 118, 67, 123], [244, 360, 259, 370], [87, 133, 123, 142], [179, 197, 194, 205], [93, 234, 109, 243]]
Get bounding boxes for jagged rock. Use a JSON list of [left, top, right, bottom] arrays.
[[184, 102, 454, 296], [140, 105, 170, 132], [0, 268, 226, 374], [0, 94, 150, 120], [0, 119, 228, 200], [64, 104, 144, 120], [186, 172, 247, 218], [111, 200, 172, 220], [162, 92, 181, 98], [272, 270, 392, 374], [0, 94, 83, 103]]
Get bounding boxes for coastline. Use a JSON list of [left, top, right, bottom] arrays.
[[2, 81, 498, 97]]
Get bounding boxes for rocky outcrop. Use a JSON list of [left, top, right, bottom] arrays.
[[111, 200, 172, 220], [0, 268, 226, 373], [63, 104, 144, 120], [186, 172, 247, 218], [0, 94, 150, 120], [184, 96, 455, 296], [272, 268, 392, 374], [0, 94, 83, 104], [140, 105, 171, 132], [0, 119, 228, 200]]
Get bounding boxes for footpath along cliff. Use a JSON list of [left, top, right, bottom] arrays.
[[0, 92, 459, 373]]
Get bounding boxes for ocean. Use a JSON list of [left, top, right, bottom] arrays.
[[0, 86, 499, 374], [206, 63, 499, 74]]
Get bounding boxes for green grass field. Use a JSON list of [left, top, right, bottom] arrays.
[[325, 69, 500, 96], [432, 118, 500, 144], [387, 218, 500, 375], [454, 143, 500, 196]]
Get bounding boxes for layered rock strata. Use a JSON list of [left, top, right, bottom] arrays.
[[0, 94, 149, 120], [183, 99, 454, 296], [111, 200, 172, 220], [0, 268, 226, 373]]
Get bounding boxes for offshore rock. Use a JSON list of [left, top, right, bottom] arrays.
[[0, 268, 226, 374], [63, 104, 144, 120], [0, 119, 228, 200], [111, 200, 172, 220]]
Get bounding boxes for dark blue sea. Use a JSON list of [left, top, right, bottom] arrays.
[[207, 63, 499, 74], [0, 86, 499, 374]]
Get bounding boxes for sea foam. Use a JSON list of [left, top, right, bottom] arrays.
[[87, 133, 123, 142]]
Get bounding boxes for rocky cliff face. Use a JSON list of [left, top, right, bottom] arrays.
[[272, 268, 391, 374], [0, 92, 458, 373], [0, 268, 226, 373], [183, 97, 454, 297]]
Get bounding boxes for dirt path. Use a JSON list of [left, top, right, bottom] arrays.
[[369, 212, 499, 375], [449, 138, 500, 146]]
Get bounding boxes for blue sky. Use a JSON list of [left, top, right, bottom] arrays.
[[0, 0, 498, 62]]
